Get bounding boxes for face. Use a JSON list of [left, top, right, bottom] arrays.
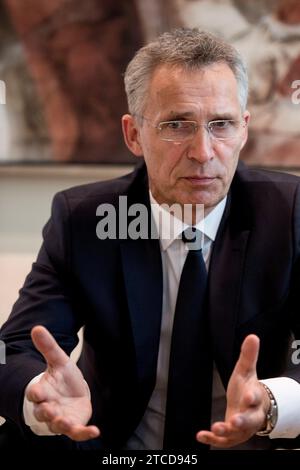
[[122, 63, 250, 216]]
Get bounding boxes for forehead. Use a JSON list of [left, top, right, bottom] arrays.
[[144, 63, 241, 117]]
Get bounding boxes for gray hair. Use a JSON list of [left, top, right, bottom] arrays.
[[124, 28, 248, 116]]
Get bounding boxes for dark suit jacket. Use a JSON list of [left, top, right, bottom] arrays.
[[1, 161, 300, 450]]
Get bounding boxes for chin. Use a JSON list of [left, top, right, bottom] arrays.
[[185, 191, 218, 206]]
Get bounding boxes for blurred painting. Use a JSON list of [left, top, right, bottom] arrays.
[[0, 0, 299, 166], [142, 0, 300, 168], [0, 0, 142, 163], [172, 0, 300, 167]]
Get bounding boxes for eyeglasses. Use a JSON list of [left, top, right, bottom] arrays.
[[150, 119, 246, 142]]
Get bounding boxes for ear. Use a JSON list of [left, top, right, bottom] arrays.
[[122, 114, 143, 157], [240, 110, 250, 151]]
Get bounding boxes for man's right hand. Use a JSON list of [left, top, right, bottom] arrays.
[[26, 325, 100, 441]]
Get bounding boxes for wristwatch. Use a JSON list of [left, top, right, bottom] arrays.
[[256, 383, 278, 436]]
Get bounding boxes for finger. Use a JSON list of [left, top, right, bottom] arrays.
[[234, 334, 260, 377], [196, 430, 233, 448], [211, 421, 234, 436], [197, 418, 251, 448], [33, 402, 58, 423], [49, 417, 100, 441], [26, 382, 49, 403], [242, 387, 262, 408], [210, 418, 247, 438], [67, 425, 100, 442], [229, 408, 266, 433], [214, 404, 265, 435], [31, 326, 69, 368]]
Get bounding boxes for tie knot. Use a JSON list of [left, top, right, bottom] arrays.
[[181, 227, 202, 250]]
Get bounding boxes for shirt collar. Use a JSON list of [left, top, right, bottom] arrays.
[[150, 191, 227, 251]]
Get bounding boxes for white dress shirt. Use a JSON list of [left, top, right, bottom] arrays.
[[24, 193, 300, 445]]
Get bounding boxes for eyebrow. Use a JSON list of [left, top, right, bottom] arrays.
[[209, 113, 237, 121], [166, 112, 194, 120], [163, 111, 238, 121]]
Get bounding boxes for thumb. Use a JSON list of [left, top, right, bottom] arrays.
[[234, 334, 260, 378], [31, 325, 69, 368]]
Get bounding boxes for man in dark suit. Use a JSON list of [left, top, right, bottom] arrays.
[[1, 28, 300, 451]]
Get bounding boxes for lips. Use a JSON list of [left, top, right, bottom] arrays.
[[181, 175, 217, 187], [186, 175, 214, 179]]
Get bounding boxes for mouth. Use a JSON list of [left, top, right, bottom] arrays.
[[182, 176, 217, 185]]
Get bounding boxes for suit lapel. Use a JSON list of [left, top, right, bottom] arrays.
[[120, 237, 163, 393], [208, 226, 250, 384], [119, 165, 163, 396], [208, 172, 252, 385]]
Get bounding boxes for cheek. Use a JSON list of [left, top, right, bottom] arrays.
[[151, 146, 182, 175], [218, 141, 241, 170]]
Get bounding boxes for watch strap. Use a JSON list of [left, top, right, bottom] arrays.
[[256, 383, 278, 436]]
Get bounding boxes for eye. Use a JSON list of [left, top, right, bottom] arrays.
[[210, 120, 233, 129], [157, 121, 197, 141], [165, 121, 186, 129], [208, 120, 240, 140]]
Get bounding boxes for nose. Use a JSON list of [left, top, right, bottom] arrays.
[[186, 126, 213, 163]]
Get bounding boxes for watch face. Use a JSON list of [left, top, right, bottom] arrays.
[[270, 400, 278, 428]]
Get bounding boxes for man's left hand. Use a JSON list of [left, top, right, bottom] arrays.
[[196, 334, 270, 448]]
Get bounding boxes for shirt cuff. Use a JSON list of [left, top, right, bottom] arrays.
[[261, 377, 300, 439], [23, 372, 57, 436]]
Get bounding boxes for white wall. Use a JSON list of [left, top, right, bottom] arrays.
[[0, 165, 132, 327]]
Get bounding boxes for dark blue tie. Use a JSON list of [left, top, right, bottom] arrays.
[[163, 228, 212, 450]]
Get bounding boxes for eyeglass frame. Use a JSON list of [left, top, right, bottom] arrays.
[[135, 115, 247, 143]]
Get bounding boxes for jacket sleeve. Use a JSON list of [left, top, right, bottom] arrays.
[[285, 182, 300, 381], [0, 191, 83, 430]]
